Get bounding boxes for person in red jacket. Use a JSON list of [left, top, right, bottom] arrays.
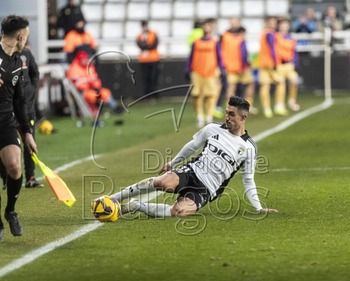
[[66, 51, 118, 117], [136, 20, 160, 97]]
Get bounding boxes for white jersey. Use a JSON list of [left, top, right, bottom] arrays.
[[170, 123, 262, 210]]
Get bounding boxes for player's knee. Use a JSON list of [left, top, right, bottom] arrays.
[[6, 163, 21, 179], [171, 205, 196, 217], [154, 173, 179, 192], [171, 199, 197, 217]]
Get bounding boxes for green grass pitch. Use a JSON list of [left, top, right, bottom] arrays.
[[0, 93, 350, 281]]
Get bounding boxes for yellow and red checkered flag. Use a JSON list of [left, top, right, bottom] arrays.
[[31, 153, 76, 207]]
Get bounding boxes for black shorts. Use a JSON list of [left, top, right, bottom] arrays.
[[0, 127, 21, 151], [174, 165, 210, 211]]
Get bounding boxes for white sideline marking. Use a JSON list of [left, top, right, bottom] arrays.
[[270, 166, 350, 172], [253, 98, 333, 142], [0, 223, 102, 277], [0, 99, 334, 278]]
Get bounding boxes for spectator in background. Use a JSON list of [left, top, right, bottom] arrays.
[[227, 17, 241, 33], [293, 7, 318, 33], [57, 0, 85, 37], [136, 20, 160, 97], [219, 22, 258, 116], [47, 13, 63, 62], [185, 18, 226, 128], [276, 19, 300, 112], [63, 20, 97, 63], [258, 16, 286, 118], [66, 51, 119, 117], [187, 19, 204, 49], [319, 5, 343, 32]]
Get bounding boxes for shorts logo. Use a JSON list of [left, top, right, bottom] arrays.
[[12, 75, 19, 86]]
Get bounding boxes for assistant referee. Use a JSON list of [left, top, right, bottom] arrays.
[[0, 15, 38, 241]]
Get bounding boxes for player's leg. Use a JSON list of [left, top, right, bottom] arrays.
[[118, 171, 181, 217], [122, 172, 209, 218], [274, 66, 288, 116], [203, 76, 219, 124], [0, 144, 23, 236], [242, 70, 258, 114], [0, 193, 3, 241], [259, 69, 273, 118], [110, 177, 157, 202], [191, 73, 205, 128], [0, 159, 8, 189], [23, 125, 43, 188], [287, 68, 300, 111]]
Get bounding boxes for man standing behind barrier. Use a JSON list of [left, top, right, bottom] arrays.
[[186, 18, 226, 128], [63, 20, 97, 63], [258, 16, 286, 118], [0, 15, 38, 241], [57, 0, 85, 37], [136, 20, 160, 97]]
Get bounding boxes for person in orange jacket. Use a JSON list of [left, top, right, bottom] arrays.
[[258, 16, 286, 118], [66, 51, 118, 116], [276, 18, 300, 111], [220, 23, 258, 115], [63, 20, 97, 63], [185, 18, 226, 128], [136, 20, 160, 97]]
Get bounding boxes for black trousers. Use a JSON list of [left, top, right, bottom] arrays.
[[140, 62, 159, 97]]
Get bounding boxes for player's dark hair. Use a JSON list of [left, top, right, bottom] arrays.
[[228, 96, 250, 112], [1, 15, 29, 37]]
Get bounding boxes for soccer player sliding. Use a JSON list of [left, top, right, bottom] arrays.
[[93, 96, 277, 222]]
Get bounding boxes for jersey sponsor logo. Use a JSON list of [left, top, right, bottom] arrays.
[[207, 143, 235, 166], [12, 75, 19, 86]]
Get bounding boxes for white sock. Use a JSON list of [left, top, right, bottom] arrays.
[[111, 177, 156, 202], [137, 202, 172, 218]]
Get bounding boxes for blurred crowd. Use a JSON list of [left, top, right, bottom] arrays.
[[45, 1, 347, 127]]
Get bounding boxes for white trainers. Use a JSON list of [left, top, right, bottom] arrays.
[[288, 100, 300, 111], [120, 198, 142, 215], [274, 105, 288, 116], [263, 108, 273, 118]]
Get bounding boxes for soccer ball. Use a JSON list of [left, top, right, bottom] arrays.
[[92, 196, 120, 222]]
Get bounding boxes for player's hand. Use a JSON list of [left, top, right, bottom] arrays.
[[24, 133, 38, 154], [258, 208, 278, 213], [159, 163, 172, 175]]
